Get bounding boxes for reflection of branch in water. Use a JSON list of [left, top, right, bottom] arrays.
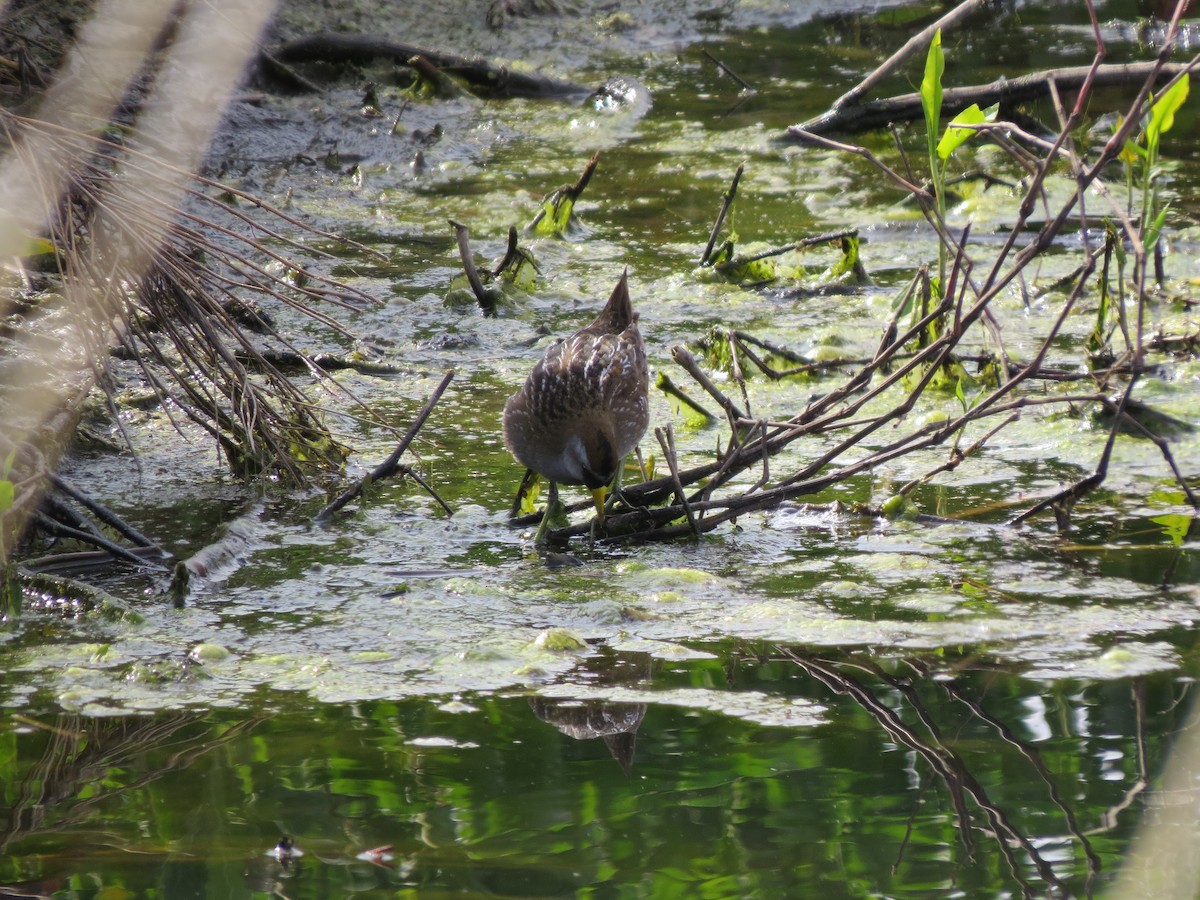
[[1, 713, 263, 856], [1111, 678, 1200, 897], [908, 658, 1104, 887], [1092, 680, 1149, 835], [879, 659, 1085, 890], [788, 652, 976, 859], [779, 649, 1079, 896]]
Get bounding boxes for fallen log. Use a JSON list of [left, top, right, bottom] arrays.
[[271, 32, 590, 99], [787, 61, 1195, 138]]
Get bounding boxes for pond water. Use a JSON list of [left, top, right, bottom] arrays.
[[4, 0, 1200, 896], [2, 662, 1194, 898]]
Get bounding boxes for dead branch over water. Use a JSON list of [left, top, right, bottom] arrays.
[[316, 370, 456, 524], [271, 33, 589, 99], [517, 0, 1200, 547]]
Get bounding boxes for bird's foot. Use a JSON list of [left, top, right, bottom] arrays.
[[533, 482, 568, 546]]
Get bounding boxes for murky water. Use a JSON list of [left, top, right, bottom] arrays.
[[4, 0, 1200, 896]]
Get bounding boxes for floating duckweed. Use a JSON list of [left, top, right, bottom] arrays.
[[190, 643, 232, 663], [533, 627, 586, 651], [620, 605, 659, 621], [643, 567, 718, 584], [353, 651, 392, 662], [650, 591, 684, 604], [459, 644, 511, 662], [99, 600, 144, 624], [826, 580, 871, 596], [881, 495, 919, 521], [811, 345, 847, 363]]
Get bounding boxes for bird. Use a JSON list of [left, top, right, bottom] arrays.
[[503, 270, 649, 543]]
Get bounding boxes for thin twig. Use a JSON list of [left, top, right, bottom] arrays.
[[315, 370, 455, 523], [832, 0, 993, 109], [655, 425, 699, 537], [701, 163, 743, 266], [670, 344, 748, 423], [701, 48, 755, 92]]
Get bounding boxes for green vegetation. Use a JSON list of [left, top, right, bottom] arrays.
[[1, 1, 1198, 896]]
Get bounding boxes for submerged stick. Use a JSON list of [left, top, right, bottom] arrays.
[[31, 512, 168, 572], [701, 49, 755, 93], [48, 473, 160, 549]]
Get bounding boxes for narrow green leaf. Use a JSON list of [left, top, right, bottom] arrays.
[[1147, 73, 1189, 146], [921, 30, 945, 157], [1144, 204, 1170, 252]]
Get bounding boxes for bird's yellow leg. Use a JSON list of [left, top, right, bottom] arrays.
[[591, 486, 607, 523], [602, 455, 631, 516], [604, 457, 649, 524]]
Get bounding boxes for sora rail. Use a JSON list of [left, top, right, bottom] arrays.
[[503, 271, 649, 537]]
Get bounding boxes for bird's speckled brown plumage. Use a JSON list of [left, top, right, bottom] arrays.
[[503, 271, 649, 495]]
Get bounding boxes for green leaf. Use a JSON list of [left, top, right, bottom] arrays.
[[1145, 204, 1170, 252], [715, 254, 776, 284], [1152, 512, 1191, 545], [1147, 73, 1189, 146], [1120, 137, 1147, 165], [936, 102, 998, 160], [517, 475, 541, 517], [921, 29, 945, 158], [529, 190, 576, 237], [0, 480, 13, 515], [22, 236, 56, 258], [826, 234, 866, 282]]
